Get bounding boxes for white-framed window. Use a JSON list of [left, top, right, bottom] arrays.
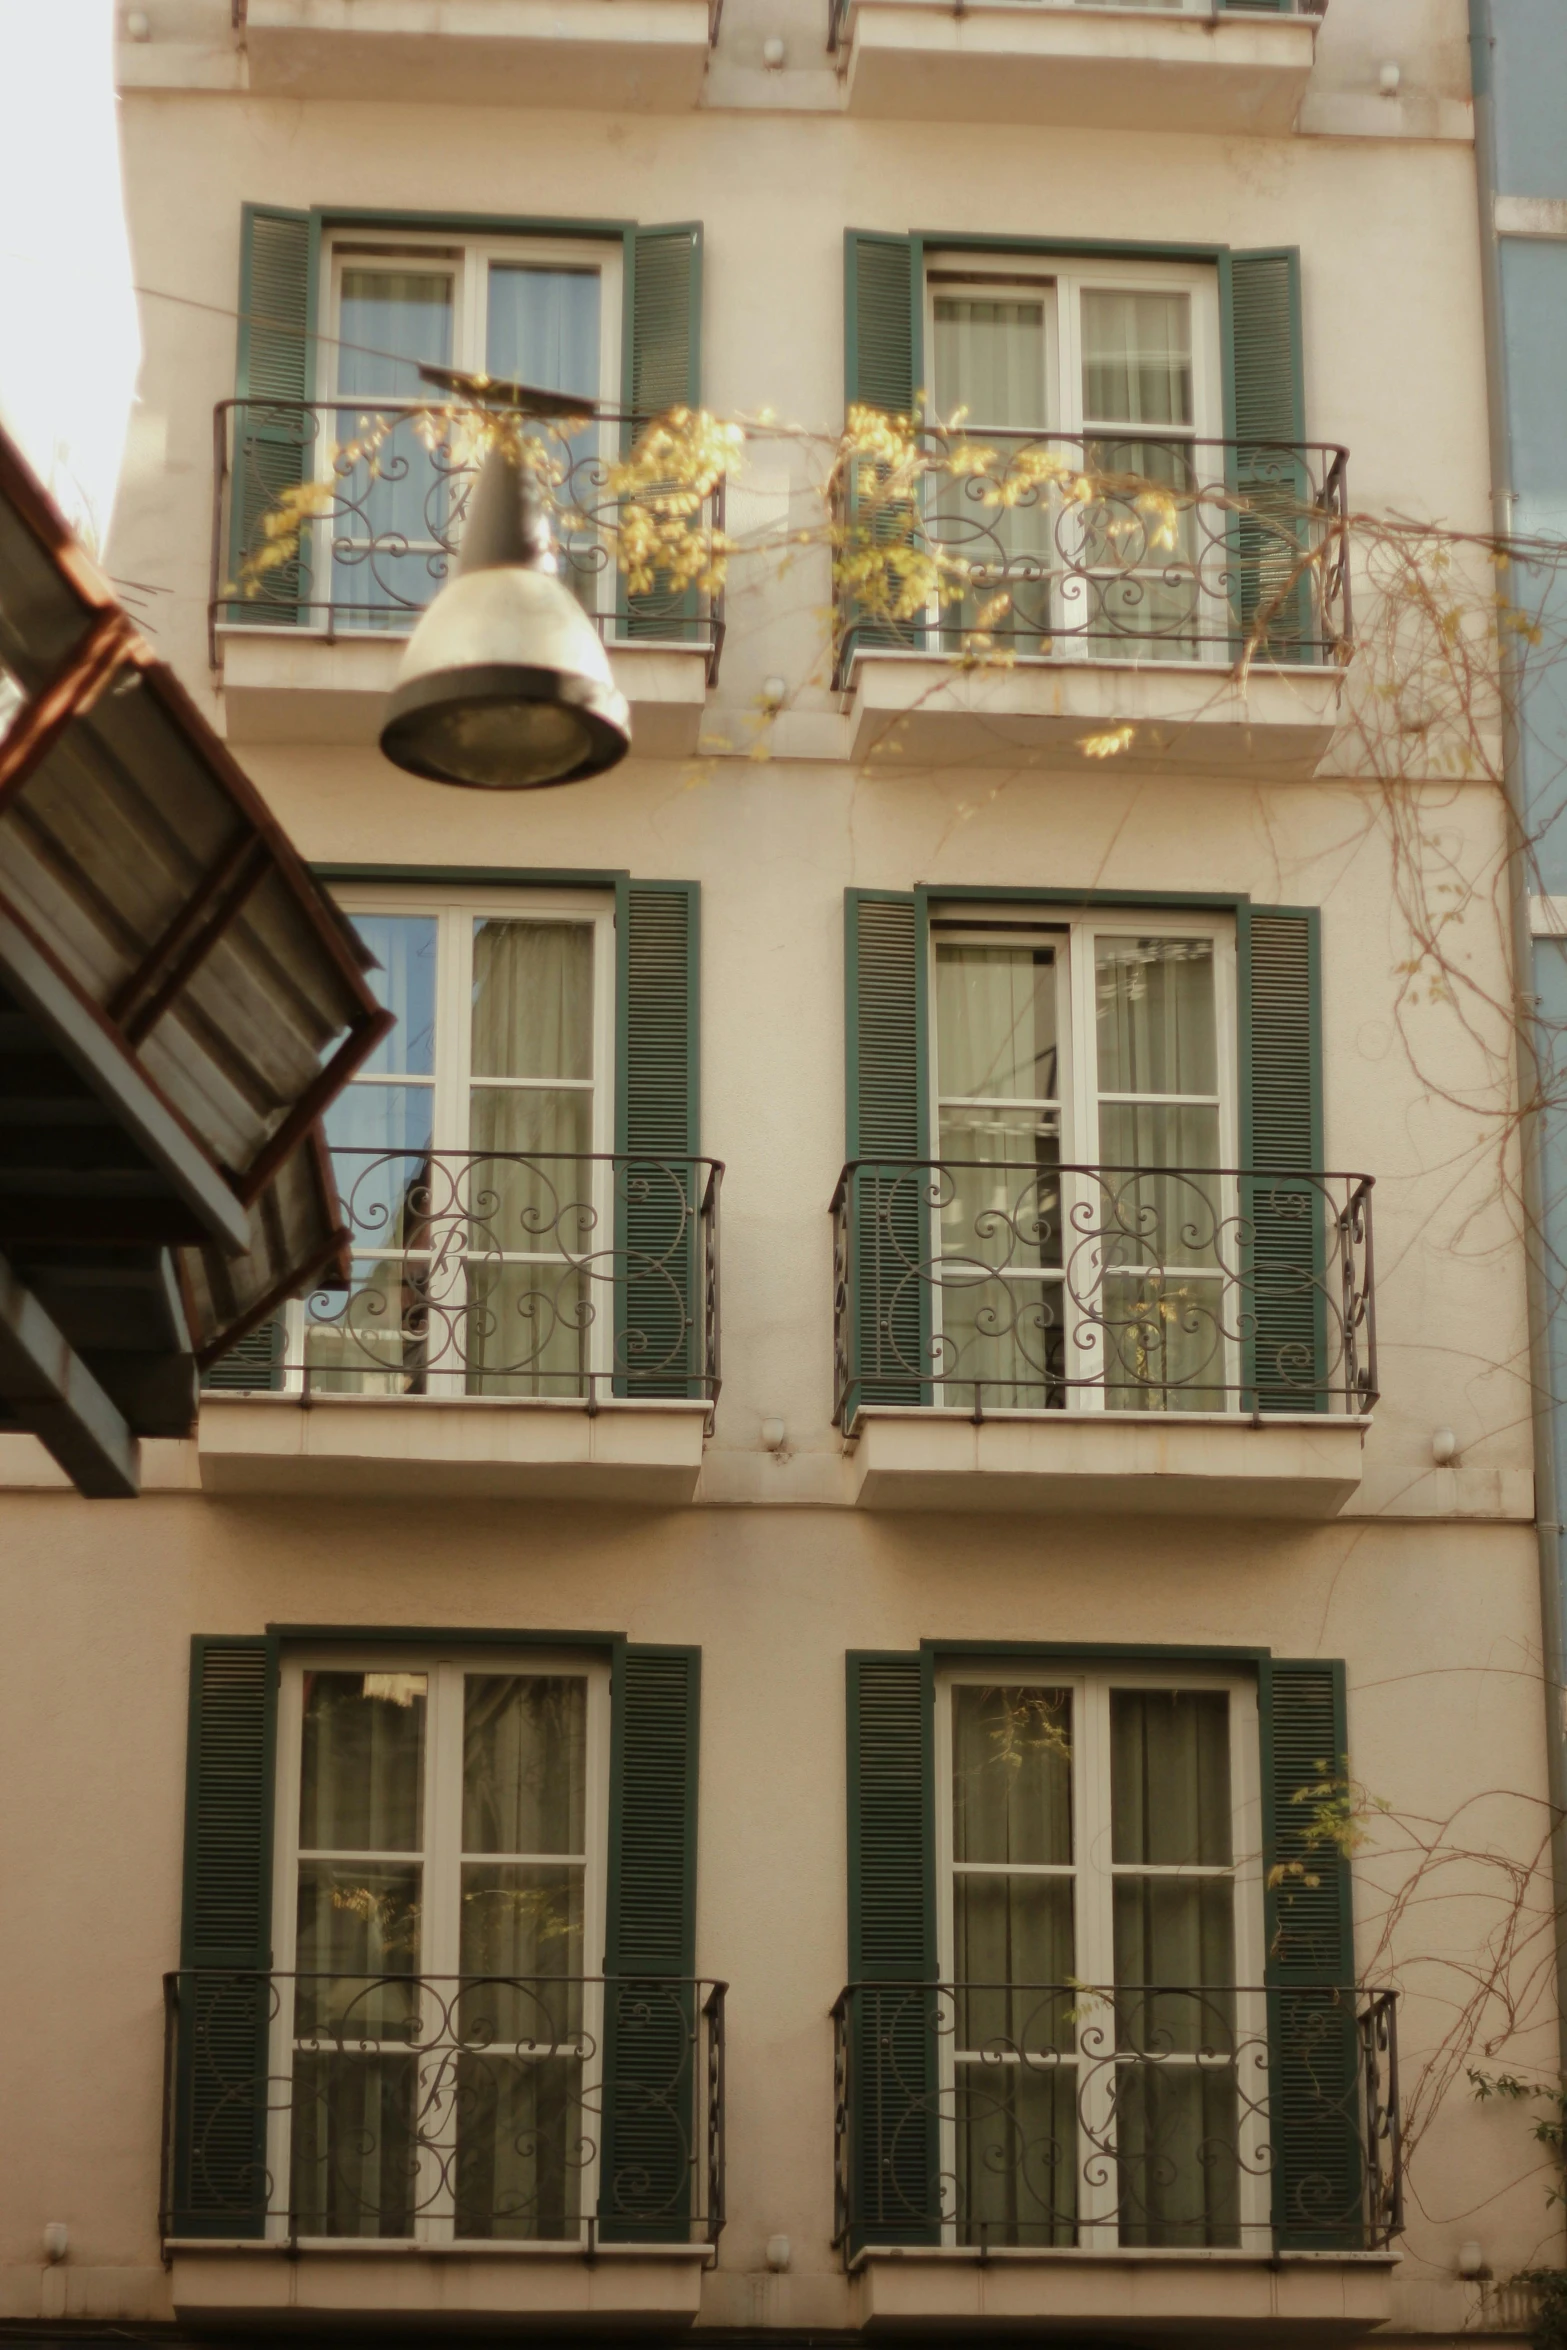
[[269, 1646, 612, 2244], [924, 254, 1222, 658], [319, 229, 623, 629], [928, 907, 1237, 1409], [934, 1662, 1266, 2250], [290, 885, 616, 1398]]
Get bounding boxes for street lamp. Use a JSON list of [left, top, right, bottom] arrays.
[[379, 428, 631, 790]]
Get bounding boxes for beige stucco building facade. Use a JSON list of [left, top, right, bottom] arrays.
[[0, 2, 1558, 2346]]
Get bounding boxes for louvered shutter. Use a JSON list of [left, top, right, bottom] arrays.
[[843, 892, 927, 1420], [1222, 0, 1292, 11], [614, 881, 701, 1400], [170, 1635, 278, 2238], [1260, 1657, 1362, 2249], [229, 205, 313, 627], [1241, 906, 1324, 1410], [846, 1653, 937, 2248], [622, 224, 702, 644], [600, 1645, 701, 2242], [843, 233, 922, 663], [1227, 248, 1309, 660], [200, 1316, 284, 1393]]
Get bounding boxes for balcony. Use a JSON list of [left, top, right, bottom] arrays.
[[212, 402, 723, 757], [832, 1979, 1400, 2334], [829, 0, 1322, 134], [836, 433, 1350, 778], [831, 1161, 1375, 1516], [236, 0, 718, 113], [199, 1148, 722, 1501], [162, 1970, 724, 2325]]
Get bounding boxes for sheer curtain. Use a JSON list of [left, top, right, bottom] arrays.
[[1109, 1691, 1239, 2248], [335, 270, 455, 623], [468, 921, 597, 1397], [935, 945, 1063, 1407], [1079, 289, 1197, 654], [951, 1685, 1077, 2247], [487, 266, 604, 607], [932, 295, 1052, 647]]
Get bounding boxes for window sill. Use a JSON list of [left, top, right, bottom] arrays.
[[236, 0, 713, 112], [842, 650, 1346, 780], [197, 1391, 710, 1503], [836, 2, 1317, 133], [217, 626, 714, 760], [843, 1406, 1367, 1518], [167, 2240, 711, 2328], [850, 2244, 1395, 2339]]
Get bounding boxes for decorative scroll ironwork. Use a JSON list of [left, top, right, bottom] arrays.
[[831, 1981, 1400, 2253], [832, 430, 1350, 682], [209, 400, 725, 677], [161, 1972, 726, 2245], [830, 1160, 1375, 1432], [222, 1148, 722, 1422]]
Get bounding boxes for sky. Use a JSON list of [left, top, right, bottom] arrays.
[[0, 0, 140, 553]]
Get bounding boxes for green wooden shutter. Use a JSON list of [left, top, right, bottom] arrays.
[[614, 881, 701, 1401], [200, 1316, 284, 1393], [1227, 248, 1309, 660], [1260, 1657, 1362, 2250], [229, 205, 313, 627], [846, 1653, 937, 2248], [1222, 0, 1292, 12], [843, 892, 927, 1422], [842, 233, 922, 665], [600, 1644, 701, 2242], [171, 1634, 278, 2238], [1240, 905, 1325, 1410], [622, 223, 702, 643]]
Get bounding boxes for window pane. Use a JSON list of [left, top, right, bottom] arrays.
[[1094, 936, 1216, 1098], [454, 2050, 582, 2240], [953, 1684, 1073, 1864], [472, 920, 595, 1080], [933, 295, 1049, 429], [937, 944, 1060, 1102], [1081, 289, 1192, 428], [955, 2056, 1078, 2248], [327, 1084, 435, 1162], [300, 1671, 426, 1851], [338, 269, 454, 399], [954, 1877, 1077, 2051], [937, 1108, 1062, 1267], [463, 1675, 588, 1854], [294, 1860, 422, 2035], [290, 2049, 418, 2238], [1111, 1689, 1231, 1864], [487, 267, 602, 403], [1113, 2061, 1239, 2248], [351, 916, 438, 1077], [459, 1866, 587, 2042]]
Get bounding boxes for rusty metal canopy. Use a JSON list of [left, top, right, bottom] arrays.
[[0, 423, 391, 1496]]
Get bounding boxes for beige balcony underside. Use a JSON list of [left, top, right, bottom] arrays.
[[852, 2246, 1396, 2338], [218, 628, 711, 759], [198, 1393, 708, 1502], [240, 0, 713, 110], [168, 2241, 708, 2328], [840, 4, 1317, 133], [847, 1408, 1366, 1517], [844, 652, 1345, 778]]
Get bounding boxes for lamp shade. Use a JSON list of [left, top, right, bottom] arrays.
[[379, 443, 631, 789]]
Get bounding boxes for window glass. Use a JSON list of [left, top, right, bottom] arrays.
[[338, 268, 455, 399], [295, 1671, 427, 2041], [356, 915, 439, 1076], [937, 943, 1059, 1104], [1081, 289, 1192, 429], [1094, 935, 1216, 1097], [486, 266, 601, 403], [933, 294, 1049, 428]]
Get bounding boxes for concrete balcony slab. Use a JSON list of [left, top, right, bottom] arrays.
[[838, 3, 1318, 133], [240, 0, 713, 111], [169, 2241, 709, 2328], [218, 627, 712, 759], [852, 2246, 1396, 2337], [198, 1392, 708, 1503], [847, 1408, 1366, 1518], [844, 651, 1345, 779]]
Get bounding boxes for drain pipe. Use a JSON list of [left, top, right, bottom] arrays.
[[1468, 0, 1567, 2069]]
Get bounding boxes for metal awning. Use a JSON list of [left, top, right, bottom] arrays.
[[0, 423, 391, 1495]]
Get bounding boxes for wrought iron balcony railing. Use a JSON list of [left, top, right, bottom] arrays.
[[831, 1161, 1375, 1431], [828, 0, 1327, 53], [162, 1971, 725, 2247], [832, 431, 1350, 684], [202, 1149, 722, 1421], [832, 1980, 1400, 2255], [210, 399, 725, 679]]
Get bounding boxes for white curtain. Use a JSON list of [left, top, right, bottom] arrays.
[[933, 295, 1048, 428], [1080, 290, 1192, 428], [334, 271, 455, 622]]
